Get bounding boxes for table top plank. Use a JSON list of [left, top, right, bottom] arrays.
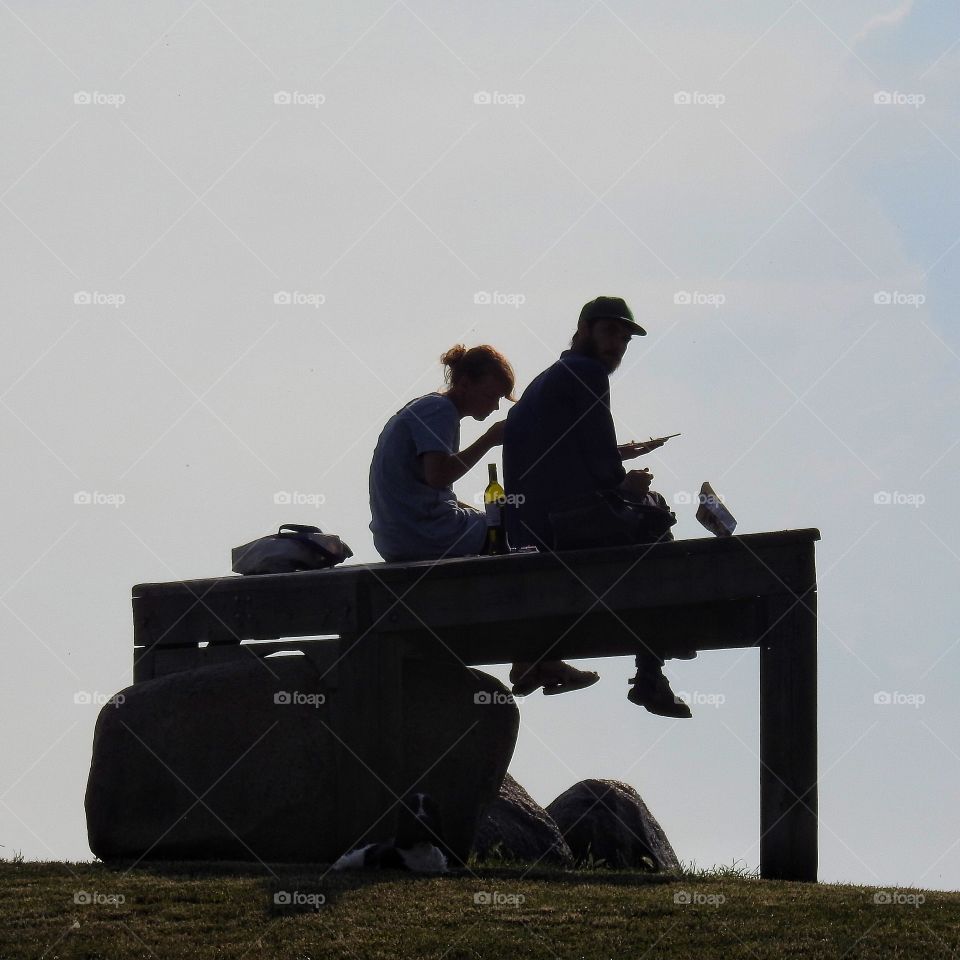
[[133, 529, 820, 595], [132, 529, 820, 650]]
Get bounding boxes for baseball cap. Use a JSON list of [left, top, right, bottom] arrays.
[[578, 296, 647, 336]]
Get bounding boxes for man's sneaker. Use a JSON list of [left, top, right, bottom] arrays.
[[627, 670, 692, 718]]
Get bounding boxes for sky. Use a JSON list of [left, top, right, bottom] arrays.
[[1, 0, 958, 891]]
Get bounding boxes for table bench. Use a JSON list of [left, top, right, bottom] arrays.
[[131, 527, 820, 881]]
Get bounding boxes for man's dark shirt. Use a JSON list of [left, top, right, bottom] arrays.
[[504, 350, 626, 549]]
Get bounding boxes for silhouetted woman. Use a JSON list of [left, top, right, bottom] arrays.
[[369, 343, 597, 696]]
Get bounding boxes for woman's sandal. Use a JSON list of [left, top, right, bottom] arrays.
[[541, 670, 600, 696], [510, 664, 549, 696], [511, 665, 600, 697], [511, 675, 544, 697]]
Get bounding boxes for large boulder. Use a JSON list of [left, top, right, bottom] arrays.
[[399, 658, 520, 862], [473, 773, 573, 866], [545, 779, 680, 872], [85, 651, 518, 865]]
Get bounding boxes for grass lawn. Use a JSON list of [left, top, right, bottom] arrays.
[[1, 859, 957, 959]]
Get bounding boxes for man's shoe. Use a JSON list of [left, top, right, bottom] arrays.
[[627, 672, 692, 718]]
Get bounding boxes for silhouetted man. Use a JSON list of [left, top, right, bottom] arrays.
[[503, 296, 691, 718]]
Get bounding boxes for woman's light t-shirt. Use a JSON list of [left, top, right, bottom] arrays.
[[368, 393, 487, 562]]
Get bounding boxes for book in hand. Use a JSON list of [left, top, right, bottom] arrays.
[[622, 433, 681, 457]]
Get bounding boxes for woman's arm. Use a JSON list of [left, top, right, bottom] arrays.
[[422, 421, 505, 489]]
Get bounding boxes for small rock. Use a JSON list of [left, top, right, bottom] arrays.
[[473, 774, 572, 865], [546, 778, 680, 871]]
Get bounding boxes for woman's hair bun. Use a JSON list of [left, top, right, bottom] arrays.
[[439, 342, 516, 400], [440, 344, 467, 368]]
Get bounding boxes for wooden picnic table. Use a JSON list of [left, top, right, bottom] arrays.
[[132, 527, 820, 881]]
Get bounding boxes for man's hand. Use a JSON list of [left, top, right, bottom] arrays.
[[619, 438, 666, 461], [620, 468, 653, 499]]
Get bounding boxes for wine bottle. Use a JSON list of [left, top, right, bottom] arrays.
[[482, 463, 509, 555]]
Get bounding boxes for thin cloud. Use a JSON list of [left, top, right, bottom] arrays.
[[855, 0, 915, 43]]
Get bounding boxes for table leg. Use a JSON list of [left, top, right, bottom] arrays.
[[760, 591, 818, 881]]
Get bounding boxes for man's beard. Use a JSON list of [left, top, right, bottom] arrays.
[[576, 332, 619, 372]]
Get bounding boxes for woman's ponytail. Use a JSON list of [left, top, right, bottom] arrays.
[[440, 344, 467, 370]]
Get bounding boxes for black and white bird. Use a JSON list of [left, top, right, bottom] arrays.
[[332, 792, 448, 873]]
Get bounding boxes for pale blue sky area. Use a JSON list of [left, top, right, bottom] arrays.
[[1, 0, 958, 891]]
